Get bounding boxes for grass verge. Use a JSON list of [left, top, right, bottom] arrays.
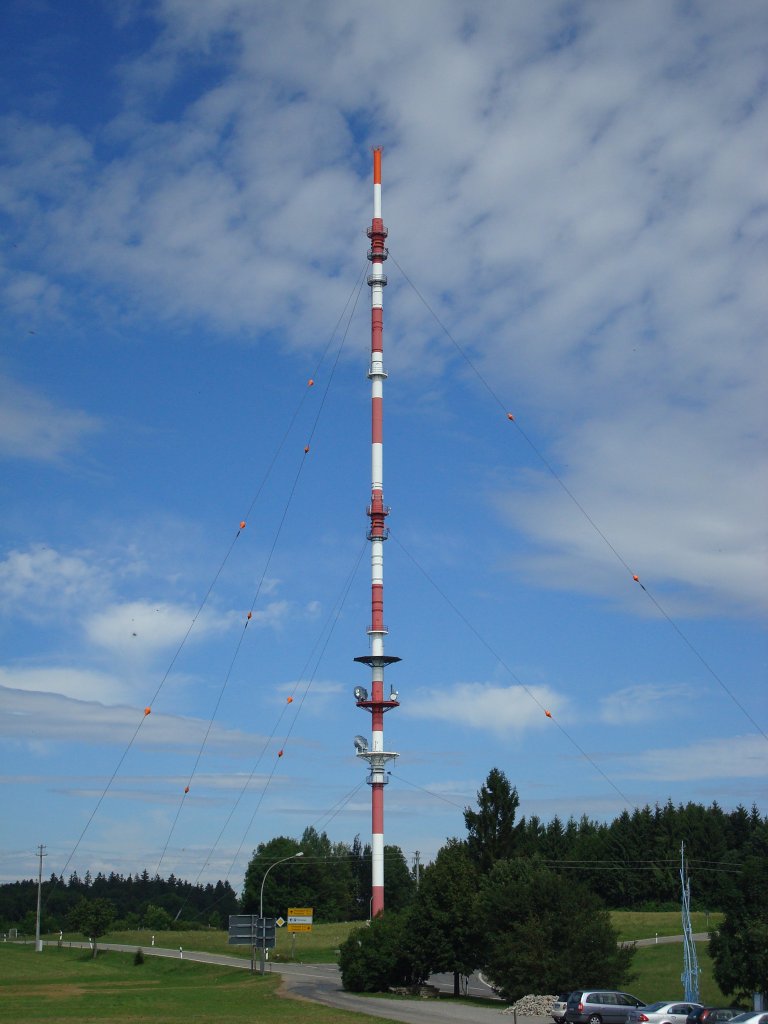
[[630, 942, 732, 1005], [0, 943, 397, 1024], [611, 911, 723, 942]]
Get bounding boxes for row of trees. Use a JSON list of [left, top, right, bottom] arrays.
[[4, 788, 764, 935], [238, 792, 766, 927], [336, 769, 768, 1002], [470, 791, 766, 910], [0, 870, 239, 935], [240, 826, 414, 922]]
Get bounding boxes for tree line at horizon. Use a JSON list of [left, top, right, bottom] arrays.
[[2, 783, 765, 936]]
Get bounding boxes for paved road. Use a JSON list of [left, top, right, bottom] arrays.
[[632, 933, 708, 947]]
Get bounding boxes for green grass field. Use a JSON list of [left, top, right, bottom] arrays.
[[49, 918, 358, 963], [629, 942, 733, 1006], [2, 912, 736, 1023], [46, 909, 721, 962], [0, 943, 392, 1024], [610, 911, 722, 943]]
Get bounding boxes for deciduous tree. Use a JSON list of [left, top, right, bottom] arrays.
[[409, 838, 481, 995], [710, 854, 768, 1002], [68, 896, 116, 957], [476, 858, 634, 1002]]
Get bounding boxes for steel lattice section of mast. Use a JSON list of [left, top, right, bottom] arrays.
[[680, 841, 700, 1001], [353, 147, 400, 919]]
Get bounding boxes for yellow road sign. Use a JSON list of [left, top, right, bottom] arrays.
[[287, 907, 313, 932]]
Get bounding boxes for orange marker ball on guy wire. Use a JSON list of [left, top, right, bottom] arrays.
[[278, 749, 284, 758], [184, 786, 189, 794], [304, 444, 310, 453], [633, 575, 639, 582], [545, 709, 552, 718], [247, 611, 252, 620], [507, 412, 515, 421], [240, 520, 246, 530], [286, 696, 293, 704], [308, 378, 314, 387], [144, 707, 151, 716]]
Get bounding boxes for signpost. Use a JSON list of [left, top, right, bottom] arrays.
[[228, 915, 276, 973], [287, 907, 313, 932], [287, 907, 313, 960]]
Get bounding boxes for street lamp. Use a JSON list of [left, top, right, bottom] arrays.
[[258, 851, 303, 973]]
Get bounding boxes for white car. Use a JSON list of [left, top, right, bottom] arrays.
[[728, 1014, 768, 1024], [629, 1003, 703, 1024], [553, 993, 572, 1024]]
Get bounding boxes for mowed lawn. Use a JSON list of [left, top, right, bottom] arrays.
[[0, 943, 392, 1024], [2, 912, 735, 1022], [630, 943, 730, 1005], [611, 911, 722, 943], [52, 909, 722, 961]]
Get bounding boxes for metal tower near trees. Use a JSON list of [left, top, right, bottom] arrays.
[[680, 841, 700, 1001]]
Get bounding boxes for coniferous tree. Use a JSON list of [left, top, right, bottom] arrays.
[[463, 767, 520, 872]]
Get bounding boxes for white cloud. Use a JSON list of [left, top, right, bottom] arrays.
[[599, 683, 696, 726], [82, 599, 234, 655], [0, 545, 109, 615], [494, 403, 768, 614], [0, 665, 129, 705], [0, 685, 261, 752], [81, 597, 295, 657], [623, 734, 768, 782], [2, 1, 762, 615], [0, 376, 101, 461], [405, 682, 566, 735], [247, 600, 291, 631]]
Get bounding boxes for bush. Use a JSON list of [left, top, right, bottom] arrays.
[[339, 911, 421, 992], [134, 948, 144, 965]]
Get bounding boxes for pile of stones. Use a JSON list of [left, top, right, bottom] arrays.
[[502, 994, 558, 1016]]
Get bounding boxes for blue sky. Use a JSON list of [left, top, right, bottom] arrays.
[[1, 0, 766, 892]]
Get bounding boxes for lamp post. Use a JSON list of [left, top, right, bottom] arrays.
[[258, 851, 302, 974]]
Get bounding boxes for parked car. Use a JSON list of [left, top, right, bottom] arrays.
[[553, 993, 573, 1024], [566, 990, 646, 1024], [727, 1014, 768, 1024], [628, 1002, 703, 1024], [686, 1008, 744, 1024]]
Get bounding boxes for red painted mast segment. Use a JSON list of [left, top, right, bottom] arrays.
[[353, 147, 400, 918]]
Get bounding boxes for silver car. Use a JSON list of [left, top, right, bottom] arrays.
[[629, 1003, 703, 1024], [566, 990, 647, 1024]]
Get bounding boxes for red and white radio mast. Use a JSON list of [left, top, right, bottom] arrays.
[[353, 147, 400, 918]]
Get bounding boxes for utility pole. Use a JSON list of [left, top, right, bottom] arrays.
[[35, 844, 46, 952], [413, 851, 421, 887]]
